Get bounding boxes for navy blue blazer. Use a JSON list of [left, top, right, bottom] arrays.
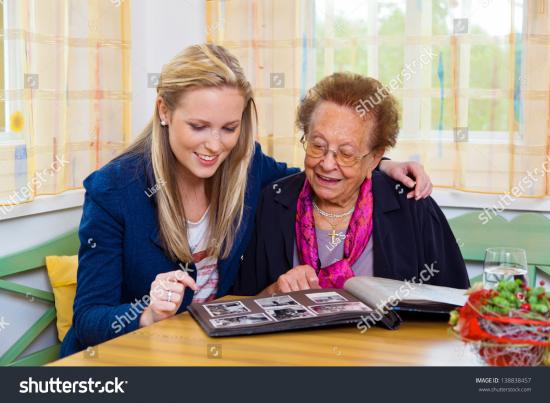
[[60, 143, 298, 357], [233, 171, 470, 295]]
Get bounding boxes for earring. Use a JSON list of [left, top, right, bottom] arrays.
[[161, 120, 167, 126]]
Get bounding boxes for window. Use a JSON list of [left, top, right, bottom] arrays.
[[0, 0, 131, 213], [207, 0, 550, 202]]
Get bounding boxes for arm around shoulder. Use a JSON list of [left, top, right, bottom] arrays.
[[418, 197, 470, 289]]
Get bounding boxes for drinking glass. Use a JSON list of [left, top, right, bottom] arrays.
[[483, 247, 528, 289]]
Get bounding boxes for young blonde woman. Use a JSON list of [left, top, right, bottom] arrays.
[[61, 44, 433, 356]]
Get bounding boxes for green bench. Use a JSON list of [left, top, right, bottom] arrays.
[[448, 212, 550, 286], [0, 230, 79, 366]]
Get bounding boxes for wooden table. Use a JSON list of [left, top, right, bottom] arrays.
[[50, 310, 481, 366]]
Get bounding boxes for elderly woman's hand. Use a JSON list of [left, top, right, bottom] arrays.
[[262, 265, 321, 294], [378, 160, 433, 200]]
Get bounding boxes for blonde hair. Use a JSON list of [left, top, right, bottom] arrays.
[[124, 44, 256, 262]]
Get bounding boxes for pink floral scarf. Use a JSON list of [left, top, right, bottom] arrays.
[[295, 178, 374, 288]]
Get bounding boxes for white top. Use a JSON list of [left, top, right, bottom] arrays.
[[188, 207, 219, 303]]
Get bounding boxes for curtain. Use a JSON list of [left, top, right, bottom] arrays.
[[206, 0, 550, 197], [0, 0, 130, 207]]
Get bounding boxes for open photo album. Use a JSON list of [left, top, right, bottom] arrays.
[[188, 276, 469, 337]]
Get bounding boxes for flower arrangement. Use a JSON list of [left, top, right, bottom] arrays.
[[449, 279, 550, 366]]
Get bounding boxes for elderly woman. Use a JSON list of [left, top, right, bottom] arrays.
[[233, 72, 469, 295]]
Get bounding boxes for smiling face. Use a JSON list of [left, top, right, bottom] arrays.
[[304, 101, 382, 207], [158, 86, 245, 181]]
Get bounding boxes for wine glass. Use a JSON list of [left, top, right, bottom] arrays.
[[483, 247, 528, 289]]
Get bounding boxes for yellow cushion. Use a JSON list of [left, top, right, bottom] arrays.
[[45, 255, 78, 342]]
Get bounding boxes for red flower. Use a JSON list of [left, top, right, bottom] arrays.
[[540, 280, 546, 286], [520, 303, 531, 311], [516, 292, 525, 300]]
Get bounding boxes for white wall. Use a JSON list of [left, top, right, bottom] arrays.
[[131, 0, 206, 138]]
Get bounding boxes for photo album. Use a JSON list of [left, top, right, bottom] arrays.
[[188, 276, 468, 336]]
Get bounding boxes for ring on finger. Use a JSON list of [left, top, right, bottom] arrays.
[[167, 291, 173, 303]]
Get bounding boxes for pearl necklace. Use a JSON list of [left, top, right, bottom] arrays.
[[312, 201, 354, 219]]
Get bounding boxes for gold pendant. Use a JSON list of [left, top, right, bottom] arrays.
[[328, 229, 338, 245]]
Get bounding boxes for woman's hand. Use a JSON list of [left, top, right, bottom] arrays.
[[262, 265, 321, 295], [139, 270, 198, 327], [378, 159, 433, 200]]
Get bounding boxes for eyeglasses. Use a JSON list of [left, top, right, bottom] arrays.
[[300, 137, 373, 167]]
